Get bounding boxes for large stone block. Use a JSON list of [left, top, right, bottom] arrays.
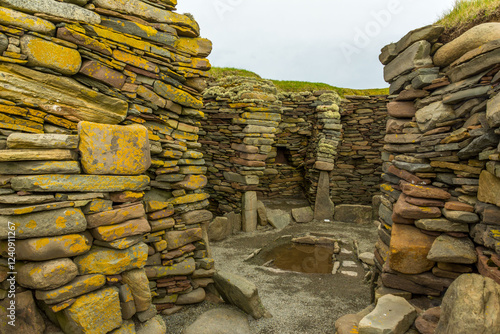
[[389, 224, 436, 275], [166, 228, 202, 250], [0, 63, 127, 124], [0, 207, 87, 239], [435, 274, 500, 334], [91, 217, 151, 242], [92, 0, 199, 35], [86, 203, 145, 229], [314, 171, 334, 221], [334, 204, 372, 224], [0, 0, 101, 24], [0, 233, 91, 261], [20, 35, 81, 75], [79, 60, 126, 89], [359, 294, 417, 334], [58, 288, 122, 334], [10, 174, 150, 192], [427, 235, 477, 264], [384, 41, 432, 83], [78, 122, 151, 175], [121, 269, 152, 312], [415, 101, 455, 132], [0, 161, 80, 175], [74, 243, 148, 275], [146, 258, 196, 279], [214, 271, 271, 320], [35, 274, 106, 305], [17, 258, 78, 290], [434, 23, 500, 66], [0, 290, 45, 334], [0, 6, 55, 35], [478, 170, 500, 207], [154, 80, 203, 109]]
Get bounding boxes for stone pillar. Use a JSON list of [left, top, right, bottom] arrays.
[[242, 191, 258, 232], [314, 171, 334, 221]]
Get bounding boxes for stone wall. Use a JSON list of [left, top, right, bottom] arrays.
[[376, 23, 500, 299], [0, 1, 213, 333], [200, 77, 388, 234], [332, 95, 387, 204], [200, 77, 343, 230]]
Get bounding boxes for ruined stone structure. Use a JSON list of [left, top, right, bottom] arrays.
[[199, 77, 388, 235], [375, 23, 500, 301], [0, 0, 213, 333]]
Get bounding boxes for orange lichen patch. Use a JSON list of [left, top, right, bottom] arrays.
[[112, 49, 159, 73], [381, 184, 396, 192], [0, 112, 44, 133], [0, 6, 55, 35], [78, 122, 151, 175], [56, 216, 68, 229], [21, 35, 82, 75], [92, 217, 151, 242], [137, 85, 167, 108], [153, 81, 203, 109], [86, 24, 150, 52], [62, 288, 122, 334], [40, 274, 106, 301], [174, 37, 212, 57], [58, 26, 113, 56], [169, 193, 210, 206], [174, 175, 207, 191], [74, 243, 148, 275], [172, 130, 198, 142], [241, 112, 281, 121]]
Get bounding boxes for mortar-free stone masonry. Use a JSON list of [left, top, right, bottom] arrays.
[[0, 0, 499, 333]]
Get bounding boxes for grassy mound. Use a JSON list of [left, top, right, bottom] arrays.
[[208, 67, 389, 97], [437, 0, 500, 43]]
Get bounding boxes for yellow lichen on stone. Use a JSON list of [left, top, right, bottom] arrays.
[[21, 35, 82, 75], [78, 121, 151, 175], [169, 193, 210, 206], [0, 6, 56, 35]]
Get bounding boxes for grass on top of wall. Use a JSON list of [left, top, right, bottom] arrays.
[[437, 0, 500, 27], [437, 0, 500, 42], [208, 67, 389, 97]]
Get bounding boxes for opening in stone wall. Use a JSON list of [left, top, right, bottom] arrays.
[[274, 146, 291, 165]]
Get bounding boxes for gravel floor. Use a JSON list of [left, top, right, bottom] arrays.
[[164, 219, 379, 334]]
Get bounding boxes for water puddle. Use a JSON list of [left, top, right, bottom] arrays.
[[264, 243, 336, 274]]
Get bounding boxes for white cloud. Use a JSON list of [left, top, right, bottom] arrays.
[[176, 0, 456, 89]]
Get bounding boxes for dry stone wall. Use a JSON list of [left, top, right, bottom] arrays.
[[200, 77, 388, 235], [376, 23, 500, 299], [332, 95, 387, 205], [0, 0, 213, 333]]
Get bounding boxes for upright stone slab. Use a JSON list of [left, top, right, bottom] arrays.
[[78, 122, 151, 175], [314, 171, 334, 221], [384, 41, 432, 82], [242, 191, 258, 232]]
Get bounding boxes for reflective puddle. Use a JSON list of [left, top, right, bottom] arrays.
[[264, 242, 336, 274]]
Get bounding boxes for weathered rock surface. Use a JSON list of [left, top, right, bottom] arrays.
[[121, 268, 152, 312], [17, 258, 78, 290], [0, 207, 87, 239], [291, 206, 314, 223], [427, 235, 477, 264], [78, 122, 151, 175], [434, 23, 500, 66], [389, 224, 436, 274], [334, 204, 372, 224], [384, 41, 432, 82], [0, 64, 128, 124], [214, 271, 271, 320], [11, 174, 150, 192], [359, 294, 417, 334], [0, 291, 45, 334], [74, 243, 148, 275], [182, 308, 251, 334], [435, 274, 500, 334], [35, 274, 106, 305]]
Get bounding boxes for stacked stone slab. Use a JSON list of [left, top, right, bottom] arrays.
[[331, 95, 388, 204], [200, 77, 344, 229], [0, 0, 212, 332], [376, 23, 500, 299]]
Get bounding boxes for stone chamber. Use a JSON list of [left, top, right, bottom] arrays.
[[0, 1, 499, 334]]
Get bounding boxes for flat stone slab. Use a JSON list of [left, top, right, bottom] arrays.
[[36, 274, 106, 305], [359, 294, 417, 334], [182, 308, 251, 334], [0, 161, 81, 174], [214, 270, 271, 320], [267, 209, 291, 230], [291, 206, 314, 223], [0, 6, 55, 35], [427, 234, 477, 264], [7, 133, 78, 149], [10, 174, 150, 192], [0, 207, 87, 239], [0, 0, 101, 24], [74, 243, 148, 275], [0, 149, 77, 162], [17, 257, 78, 290]]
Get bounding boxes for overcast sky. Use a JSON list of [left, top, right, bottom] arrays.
[[176, 0, 457, 89]]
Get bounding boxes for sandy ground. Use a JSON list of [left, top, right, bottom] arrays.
[[164, 219, 379, 334]]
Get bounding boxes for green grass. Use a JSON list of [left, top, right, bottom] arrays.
[[208, 67, 389, 97], [437, 0, 500, 27]]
